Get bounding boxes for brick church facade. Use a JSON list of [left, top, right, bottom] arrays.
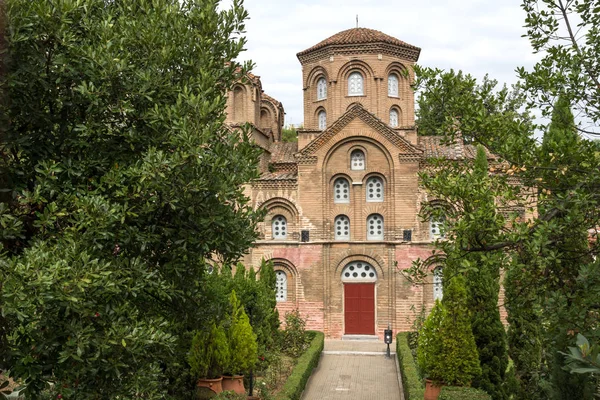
[[225, 28, 475, 339]]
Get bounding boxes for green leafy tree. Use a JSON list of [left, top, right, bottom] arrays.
[[0, 0, 262, 397], [281, 125, 299, 142]]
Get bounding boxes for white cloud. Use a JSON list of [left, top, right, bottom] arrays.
[[231, 0, 541, 126]]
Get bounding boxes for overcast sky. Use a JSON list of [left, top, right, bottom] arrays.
[[234, 0, 540, 127]]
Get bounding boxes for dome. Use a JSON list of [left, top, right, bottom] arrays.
[[297, 28, 420, 61]]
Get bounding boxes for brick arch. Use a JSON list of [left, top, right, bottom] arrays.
[[268, 257, 299, 304], [389, 105, 402, 126], [258, 196, 300, 217], [307, 66, 330, 87], [337, 59, 375, 83], [333, 252, 386, 281], [385, 61, 409, 77], [321, 136, 395, 171], [260, 197, 300, 240]]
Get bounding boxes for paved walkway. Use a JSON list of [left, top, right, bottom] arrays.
[[301, 339, 404, 400]]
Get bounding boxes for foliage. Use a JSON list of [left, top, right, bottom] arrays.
[[188, 322, 230, 380], [212, 391, 247, 400], [277, 331, 323, 400], [438, 386, 492, 400], [281, 125, 298, 143], [407, 304, 426, 355], [396, 332, 425, 400], [281, 310, 309, 358], [561, 334, 600, 375], [437, 275, 482, 386], [0, 0, 261, 397], [417, 300, 446, 380], [519, 0, 600, 136], [225, 290, 258, 375]]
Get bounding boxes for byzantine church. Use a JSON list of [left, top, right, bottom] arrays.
[[226, 28, 478, 339]]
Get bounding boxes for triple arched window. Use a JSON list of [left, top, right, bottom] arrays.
[[318, 110, 327, 130], [348, 72, 364, 96], [272, 215, 287, 239], [367, 214, 384, 240], [388, 74, 399, 97], [317, 77, 327, 100], [366, 176, 384, 202]]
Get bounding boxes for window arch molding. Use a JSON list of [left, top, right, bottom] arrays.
[[321, 137, 394, 172], [333, 253, 386, 282], [267, 258, 298, 304], [337, 61, 374, 97], [364, 174, 385, 202], [385, 62, 410, 84], [316, 107, 327, 130], [307, 67, 329, 101], [259, 197, 299, 240]]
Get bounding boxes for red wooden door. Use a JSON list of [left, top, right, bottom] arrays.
[[344, 283, 375, 334]]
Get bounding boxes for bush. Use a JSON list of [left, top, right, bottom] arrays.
[[396, 332, 425, 400], [277, 331, 324, 400], [226, 291, 258, 375], [417, 300, 446, 380], [188, 323, 229, 379], [439, 386, 492, 400], [281, 310, 309, 358]]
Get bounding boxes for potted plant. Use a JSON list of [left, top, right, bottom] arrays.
[[222, 291, 258, 394], [188, 322, 230, 396]]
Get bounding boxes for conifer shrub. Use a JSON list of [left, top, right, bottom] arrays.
[[417, 300, 446, 381], [438, 275, 481, 386], [188, 322, 230, 379], [226, 291, 258, 375]]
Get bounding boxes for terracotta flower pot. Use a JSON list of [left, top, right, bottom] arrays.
[[221, 375, 246, 394], [424, 379, 443, 400], [197, 377, 223, 395]]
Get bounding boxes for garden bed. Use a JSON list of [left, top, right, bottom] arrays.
[[395, 332, 491, 400]]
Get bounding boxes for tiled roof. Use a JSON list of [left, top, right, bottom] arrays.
[[262, 93, 282, 108], [258, 171, 297, 181], [418, 136, 497, 160], [297, 28, 420, 57], [418, 136, 463, 159], [270, 142, 298, 163]]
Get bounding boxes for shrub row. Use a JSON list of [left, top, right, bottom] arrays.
[[396, 332, 492, 400], [277, 331, 324, 400], [396, 332, 425, 399], [439, 386, 491, 400]]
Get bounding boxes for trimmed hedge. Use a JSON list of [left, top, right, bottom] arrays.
[[277, 330, 324, 400], [396, 332, 425, 399], [439, 386, 492, 400]]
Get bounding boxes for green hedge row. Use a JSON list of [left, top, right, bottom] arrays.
[[439, 386, 491, 400], [396, 332, 491, 400], [396, 332, 425, 400], [277, 331, 324, 400]]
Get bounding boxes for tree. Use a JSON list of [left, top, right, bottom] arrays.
[[281, 125, 299, 142], [412, 27, 600, 400], [0, 0, 261, 397]]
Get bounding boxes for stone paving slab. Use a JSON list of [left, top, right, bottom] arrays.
[[302, 340, 402, 400], [324, 339, 395, 353]]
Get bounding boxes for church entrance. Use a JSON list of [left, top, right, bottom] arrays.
[[341, 261, 377, 335], [344, 283, 375, 334]]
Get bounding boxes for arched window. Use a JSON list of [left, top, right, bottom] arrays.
[[333, 178, 350, 203], [317, 77, 327, 100], [366, 176, 384, 202], [367, 214, 384, 240], [318, 110, 327, 130], [388, 74, 399, 97], [342, 261, 377, 282], [350, 149, 365, 170], [334, 215, 350, 240], [390, 108, 399, 128], [348, 72, 364, 96], [272, 215, 287, 239], [433, 267, 443, 301], [275, 270, 287, 302], [430, 216, 446, 240]]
